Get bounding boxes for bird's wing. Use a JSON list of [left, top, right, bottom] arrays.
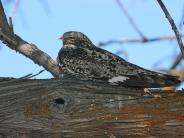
[[91, 46, 180, 88], [58, 46, 180, 88]]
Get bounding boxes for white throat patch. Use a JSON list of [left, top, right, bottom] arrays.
[[63, 44, 77, 49], [108, 76, 129, 83]]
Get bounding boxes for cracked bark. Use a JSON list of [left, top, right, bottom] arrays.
[[0, 77, 184, 137]]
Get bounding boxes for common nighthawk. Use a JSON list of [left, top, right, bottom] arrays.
[[57, 31, 180, 88]]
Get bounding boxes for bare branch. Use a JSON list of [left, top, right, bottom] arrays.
[[0, 77, 184, 137], [178, 2, 184, 30], [0, 0, 10, 33], [0, 32, 59, 77], [152, 55, 174, 69], [11, 0, 20, 19], [0, 0, 59, 77], [157, 0, 184, 56], [170, 53, 183, 70], [0, 31, 17, 46], [98, 34, 184, 47], [19, 69, 45, 79], [115, 0, 146, 38], [9, 17, 14, 33]]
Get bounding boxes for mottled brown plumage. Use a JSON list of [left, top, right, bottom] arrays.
[[57, 31, 180, 88]]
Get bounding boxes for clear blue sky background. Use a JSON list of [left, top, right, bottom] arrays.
[[0, 0, 184, 79]]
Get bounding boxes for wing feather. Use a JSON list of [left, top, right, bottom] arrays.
[[58, 46, 180, 88]]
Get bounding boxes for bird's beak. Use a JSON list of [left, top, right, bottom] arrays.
[[59, 36, 63, 40]]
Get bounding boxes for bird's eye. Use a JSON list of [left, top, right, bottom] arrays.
[[68, 36, 75, 40]]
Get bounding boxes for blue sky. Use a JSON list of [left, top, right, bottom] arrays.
[[0, 0, 184, 78]]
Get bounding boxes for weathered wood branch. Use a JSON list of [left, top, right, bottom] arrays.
[[157, 0, 184, 56], [0, 0, 10, 34], [0, 77, 184, 137], [0, 0, 59, 77]]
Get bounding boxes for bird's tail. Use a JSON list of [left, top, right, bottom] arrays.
[[146, 73, 180, 88]]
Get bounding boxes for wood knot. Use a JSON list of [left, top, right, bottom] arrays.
[[54, 98, 65, 105]]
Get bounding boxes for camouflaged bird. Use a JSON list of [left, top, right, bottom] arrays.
[[57, 31, 180, 88]]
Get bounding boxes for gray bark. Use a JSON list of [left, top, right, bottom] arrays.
[[0, 77, 184, 138]]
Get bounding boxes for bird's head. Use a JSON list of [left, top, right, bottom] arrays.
[[60, 31, 94, 48]]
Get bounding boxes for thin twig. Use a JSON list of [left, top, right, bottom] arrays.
[[115, 0, 146, 38], [152, 55, 174, 69], [98, 34, 184, 47], [19, 69, 45, 79], [157, 0, 184, 56], [27, 69, 45, 78], [11, 0, 20, 19], [170, 53, 183, 70], [178, 2, 184, 30], [9, 17, 14, 33]]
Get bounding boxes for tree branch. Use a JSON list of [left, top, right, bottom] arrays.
[[157, 0, 184, 56], [0, 0, 10, 33], [115, 0, 146, 39], [170, 53, 183, 70], [11, 0, 20, 19], [0, 77, 184, 137], [98, 34, 184, 47], [0, 0, 59, 77]]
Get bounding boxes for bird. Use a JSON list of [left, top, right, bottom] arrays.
[[57, 31, 180, 88]]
